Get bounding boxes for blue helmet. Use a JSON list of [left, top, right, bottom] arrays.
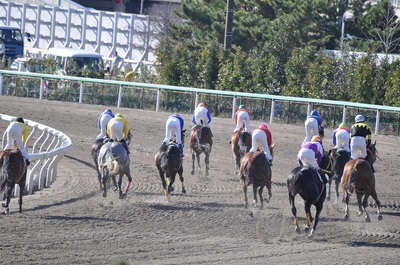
[[310, 110, 319, 116]]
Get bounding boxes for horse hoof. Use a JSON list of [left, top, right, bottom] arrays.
[[112, 186, 118, 192], [308, 229, 315, 238], [295, 226, 301, 233], [119, 193, 127, 199], [377, 214, 383, 220], [356, 211, 363, 216], [244, 203, 249, 209], [191, 171, 195, 175], [205, 172, 209, 177], [326, 196, 331, 202], [344, 214, 349, 220], [182, 189, 186, 194], [102, 192, 107, 198], [168, 187, 175, 193], [264, 198, 270, 203], [365, 216, 371, 222]]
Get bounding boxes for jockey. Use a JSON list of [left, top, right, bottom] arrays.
[[107, 113, 130, 154], [233, 105, 251, 133], [4, 117, 30, 166], [192, 102, 212, 128], [302, 110, 323, 145], [350, 114, 374, 172], [332, 123, 351, 154], [162, 114, 185, 157], [249, 123, 273, 165], [96, 109, 114, 140], [298, 135, 327, 183]]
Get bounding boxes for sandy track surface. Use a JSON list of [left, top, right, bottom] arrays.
[[0, 97, 399, 265]]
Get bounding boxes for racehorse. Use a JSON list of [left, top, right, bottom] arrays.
[[155, 142, 186, 202], [287, 165, 327, 237], [327, 148, 350, 203], [341, 143, 382, 222], [239, 151, 272, 209], [0, 149, 27, 214], [91, 131, 132, 191], [97, 140, 132, 199], [190, 125, 213, 176], [231, 128, 252, 173]]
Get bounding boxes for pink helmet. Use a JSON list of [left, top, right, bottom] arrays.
[[259, 123, 268, 131]]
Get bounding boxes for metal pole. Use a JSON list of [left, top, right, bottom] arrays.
[[340, 16, 345, 50], [224, 0, 234, 50]]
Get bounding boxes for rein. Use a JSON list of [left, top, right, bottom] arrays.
[[321, 156, 333, 174], [313, 181, 325, 204]]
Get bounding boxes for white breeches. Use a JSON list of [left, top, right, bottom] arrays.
[[96, 115, 113, 140], [163, 117, 182, 145], [108, 120, 124, 141], [298, 148, 319, 169], [234, 112, 250, 132], [334, 130, 350, 152], [4, 123, 29, 160], [303, 117, 319, 145], [249, 130, 272, 160], [350, 136, 367, 159], [194, 108, 209, 127]]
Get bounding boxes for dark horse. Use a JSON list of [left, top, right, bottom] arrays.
[[287, 166, 327, 237], [97, 141, 132, 199], [231, 128, 252, 173], [0, 149, 27, 214], [91, 131, 132, 191], [240, 151, 272, 209], [327, 148, 350, 203], [155, 142, 186, 202], [341, 143, 382, 222], [190, 125, 213, 176]]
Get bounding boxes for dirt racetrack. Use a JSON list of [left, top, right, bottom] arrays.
[[0, 96, 399, 265]]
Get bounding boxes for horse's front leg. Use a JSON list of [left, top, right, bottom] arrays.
[[191, 152, 196, 175], [335, 178, 341, 204], [265, 181, 272, 204], [343, 191, 351, 220], [178, 167, 186, 194], [196, 153, 202, 175], [370, 189, 383, 220], [327, 178, 332, 202], [243, 184, 249, 209], [309, 201, 323, 237], [111, 175, 118, 192], [18, 178, 26, 213], [167, 174, 176, 194], [159, 172, 170, 202], [361, 194, 371, 222], [118, 174, 125, 199], [304, 202, 313, 231], [124, 172, 133, 196], [258, 186, 264, 209]]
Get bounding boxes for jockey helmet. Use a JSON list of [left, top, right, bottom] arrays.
[[115, 113, 123, 118], [16, 117, 25, 123], [355, 114, 364, 123], [105, 109, 112, 113], [239, 105, 246, 110], [310, 110, 319, 116], [339, 123, 348, 129], [259, 123, 268, 131], [198, 102, 205, 108], [311, 135, 322, 143]]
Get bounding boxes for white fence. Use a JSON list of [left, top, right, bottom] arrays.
[[1, 113, 72, 195]]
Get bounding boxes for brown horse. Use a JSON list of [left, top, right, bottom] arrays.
[[327, 148, 350, 203], [287, 166, 326, 237], [231, 128, 252, 173], [0, 149, 27, 214], [341, 158, 382, 222], [240, 151, 272, 209], [189, 125, 213, 176], [155, 142, 185, 202]]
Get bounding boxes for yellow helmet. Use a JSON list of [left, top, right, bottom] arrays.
[[115, 113, 123, 118], [339, 123, 348, 129], [198, 102, 205, 107]]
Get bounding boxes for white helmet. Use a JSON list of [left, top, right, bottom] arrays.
[[355, 115, 365, 122]]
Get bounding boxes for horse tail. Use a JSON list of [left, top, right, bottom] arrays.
[[109, 159, 120, 175]]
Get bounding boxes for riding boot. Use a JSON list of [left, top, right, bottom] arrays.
[[370, 163, 376, 173], [25, 159, 30, 166], [121, 139, 130, 155], [178, 143, 184, 157], [317, 169, 328, 184]]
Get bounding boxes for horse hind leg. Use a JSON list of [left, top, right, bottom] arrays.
[[2, 186, 12, 214], [190, 153, 196, 175], [308, 202, 324, 237], [258, 186, 264, 209], [178, 168, 186, 194], [205, 153, 210, 176], [123, 173, 133, 196], [289, 194, 300, 233], [243, 184, 249, 209], [361, 194, 371, 222], [18, 178, 26, 213]]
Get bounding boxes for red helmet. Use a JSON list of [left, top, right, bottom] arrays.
[[259, 123, 268, 131], [198, 102, 205, 107], [311, 135, 322, 143]]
